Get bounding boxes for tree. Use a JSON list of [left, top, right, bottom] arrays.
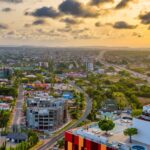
[[98, 118, 115, 135], [131, 109, 142, 117], [112, 92, 128, 110], [57, 139, 65, 148], [124, 128, 138, 143]]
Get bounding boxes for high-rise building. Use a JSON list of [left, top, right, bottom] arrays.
[[86, 61, 94, 72], [26, 96, 68, 131]]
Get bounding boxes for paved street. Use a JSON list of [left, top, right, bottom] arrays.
[[37, 83, 92, 150], [12, 85, 24, 127]]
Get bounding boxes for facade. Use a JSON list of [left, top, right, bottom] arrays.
[[26, 96, 68, 131], [65, 130, 117, 150], [132, 105, 150, 148]]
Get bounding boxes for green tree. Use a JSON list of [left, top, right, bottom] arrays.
[[124, 128, 138, 143], [112, 92, 128, 110], [98, 118, 115, 135], [131, 109, 142, 117]]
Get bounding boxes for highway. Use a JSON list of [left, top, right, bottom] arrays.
[[12, 85, 24, 126], [37, 82, 92, 150], [98, 51, 150, 84]]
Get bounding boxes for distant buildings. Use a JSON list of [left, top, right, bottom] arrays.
[[26, 96, 68, 131], [0, 68, 12, 79], [86, 62, 94, 72], [39, 62, 49, 68]]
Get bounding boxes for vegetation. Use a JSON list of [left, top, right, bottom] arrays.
[[124, 128, 138, 143], [69, 92, 85, 119], [57, 139, 65, 148], [76, 73, 145, 121], [0, 130, 39, 150], [0, 110, 11, 128], [0, 87, 18, 98], [98, 118, 115, 135], [131, 109, 142, 117]]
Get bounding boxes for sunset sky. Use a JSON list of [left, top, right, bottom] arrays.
[[0, 0, 150, 47]]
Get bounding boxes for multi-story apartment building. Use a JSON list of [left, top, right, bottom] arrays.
[[26, 96, 68, 131]]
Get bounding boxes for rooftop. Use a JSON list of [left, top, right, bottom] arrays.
[[68, 119, 148, 149]]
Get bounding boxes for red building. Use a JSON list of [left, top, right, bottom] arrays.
[[65, 130, 118, 150]]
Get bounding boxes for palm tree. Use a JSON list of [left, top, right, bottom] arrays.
[[124, 128, 138, 143]]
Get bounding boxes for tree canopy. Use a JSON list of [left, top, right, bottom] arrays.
[[98, 118, 115, 134]]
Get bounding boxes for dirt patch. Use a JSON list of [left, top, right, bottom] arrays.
[[139, 97, 150, 105]]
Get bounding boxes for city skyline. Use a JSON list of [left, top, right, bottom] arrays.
[[0, 0, 150, 47]]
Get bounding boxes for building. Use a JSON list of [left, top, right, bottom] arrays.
[[65, 119, 132, 150], [26, 96, 68, 131], [65, 110, 150, 150], [0, 103, 10, 110], [86, 62, 94, 72], [39, 62, 49, 68], [132, 105, 150, 149], [0, 68, 12, 79], [7, 133, 27, 143], [63, 92, 73, 100]]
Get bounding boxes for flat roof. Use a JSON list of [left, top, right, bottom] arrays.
[[68, 119, 148, 148]]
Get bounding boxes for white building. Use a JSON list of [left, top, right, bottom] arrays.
[[0, 103, 10, 110], [132, 105, 150, 149], [86, 62, 94, 71]]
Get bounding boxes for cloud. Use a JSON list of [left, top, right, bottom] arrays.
[[24, 23, 31, 28], [115, 0, 137, 9], [2, 7, 12, 12], [95, 22, 102, 27], [0, 23, 8, 30], [32, 19, 47, 25], [59, 0, 99, 18], [0, 0, 23, 3], [57, 26, 72, 33], [139, 12, 150, 25], [113, 21, 137, 29], [89, 0, 114, 6], [60, 17, 83, 25], [132, 32, 142, 38], [27, 7, 61, 18], [71, 28, 89, 34]]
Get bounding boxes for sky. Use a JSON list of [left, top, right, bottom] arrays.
[[0, 0, 150, 48]]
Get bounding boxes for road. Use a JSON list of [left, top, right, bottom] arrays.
[[37, 82, 92, 150], [98, 51, 150, 84], [12, 85, 24, 126]]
